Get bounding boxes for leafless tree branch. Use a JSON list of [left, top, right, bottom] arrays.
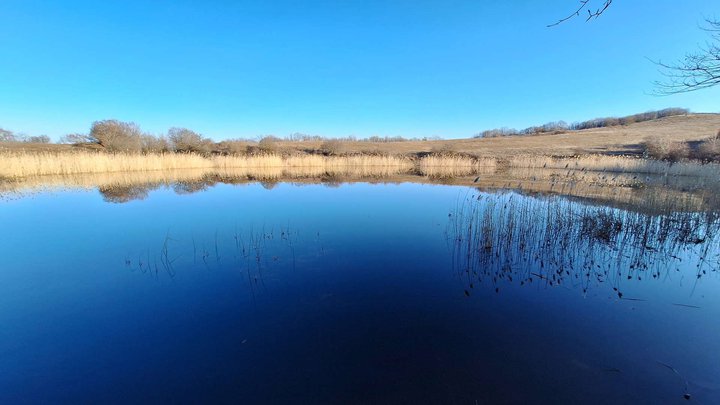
[[652, 19, 720, 94], [548, 0, 613, 27]]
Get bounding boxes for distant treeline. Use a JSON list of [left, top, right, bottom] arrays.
[[0, 121, 441, 155], [282, 133, 441, 143], [476, 108, 690, 138], [0, 129, 51, 144], [0, 107, 695, 153]]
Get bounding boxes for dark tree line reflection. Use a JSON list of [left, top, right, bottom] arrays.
[[100, 177, 343, 203], [447, 192, 720, 298]]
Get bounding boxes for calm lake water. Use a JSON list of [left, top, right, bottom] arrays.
[[0, 181, 718, 404]]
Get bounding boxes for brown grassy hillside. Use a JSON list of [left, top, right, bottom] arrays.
[[1, 113, 718, 158], [270, 113, 720, 157]]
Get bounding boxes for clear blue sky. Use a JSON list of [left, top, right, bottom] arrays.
[[1, 0, 718, 140]]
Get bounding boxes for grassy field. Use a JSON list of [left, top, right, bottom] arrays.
[[269, 113, 720, 157]]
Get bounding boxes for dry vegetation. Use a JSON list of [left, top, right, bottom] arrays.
[[0, 151, 416, 179], [1, 113, 719, 182], [642, 128, 720, 163], [476, 108, 690, 138], [2, 149, 719, 183], [261, 113, 720, 158]]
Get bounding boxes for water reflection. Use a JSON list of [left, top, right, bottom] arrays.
[[448, 192, 720, 299], [2, 180, 720, 403], [3, 168, 719, 215], [123, 224, 316, 284]]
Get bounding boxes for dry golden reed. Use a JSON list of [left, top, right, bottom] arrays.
[[418, 156, 497, 177], [0, 151, 413, 179], [1, 151, 718, 182], [504, 155, 720, 178]]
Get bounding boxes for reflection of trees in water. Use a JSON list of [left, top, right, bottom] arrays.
[[100, 177, 219, 202], [173, 180, 212, 195], [99, 185, 151, 203], [447, 192, 720, 298], [259, 181, 278, 190]]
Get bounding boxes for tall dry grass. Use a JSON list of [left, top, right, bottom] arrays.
[[0, 151, 413, 179], [504, 155, 720, 177], [0, 151, 214, 178], [418, 155, 497, 177], [1, 150, 718, 182]]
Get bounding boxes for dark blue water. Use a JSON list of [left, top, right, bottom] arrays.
[[0, 182, 718, 404]]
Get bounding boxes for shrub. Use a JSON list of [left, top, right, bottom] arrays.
[[319, 139, 345, 155], [696, 138, 720, 162], [257, 136, 279, 154], [0, 128, 17, 142], [245, 145, 260, 155], [215, 139, 249, 155], [168, 127, 213, 154], [141, 135, 171, 153], [643, 138, 690, 162], [430, 143, 459, 156], [59, 133, 94, 144], [25, 135, 51, 143], [90, 119, 144, 152], [665, 142, 690, 162]]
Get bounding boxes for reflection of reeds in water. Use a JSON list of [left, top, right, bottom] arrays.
[[1, 165, 719, 215], [3, 150, 720, 213], [485, 167, 719, 214], [126, 224, 312, 304], [447, 192, 720, 298]]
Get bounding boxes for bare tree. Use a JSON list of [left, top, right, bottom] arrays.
[[653, 19, 720, 94], [90, 119, 144, 152], [548, 0, 613, 27], [551, 4, 719, 95], [59, 133, 94, 144], [141, 134, 171, 153], [257, 136, 280, 154], [0, 128, 17, 142], [319, 139, 346, 156], [167, 127, 213, 154], [25, 135, 51, 143]]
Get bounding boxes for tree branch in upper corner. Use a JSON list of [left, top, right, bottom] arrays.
[[652, 19, 720, 95], [548, 0, 613, 27]]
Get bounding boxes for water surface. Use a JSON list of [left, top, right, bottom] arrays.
[[0, 181, 718, 404]]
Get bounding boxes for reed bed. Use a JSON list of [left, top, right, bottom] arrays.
[[0, 151, 414, 179], [1, 150, 718, 182], [504, 155, 720, 177], [448, 191, 720, 298], [0, 151, 214, 178], [418, 155, 497, 177], [213, 154, 414, 178]]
